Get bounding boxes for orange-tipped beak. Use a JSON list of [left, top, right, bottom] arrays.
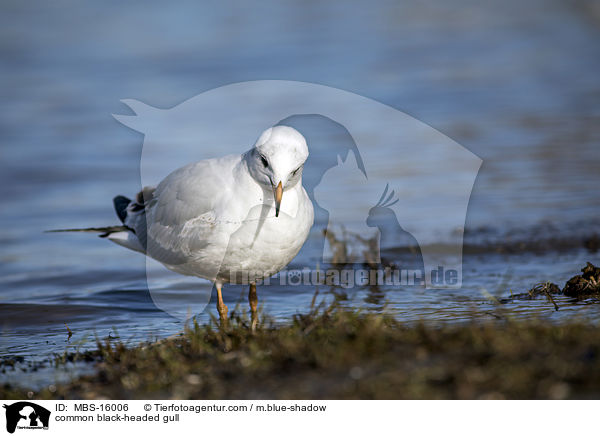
[[275, 181, 283, 217]]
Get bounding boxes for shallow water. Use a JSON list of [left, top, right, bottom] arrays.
[[1, 0, 599, 388]]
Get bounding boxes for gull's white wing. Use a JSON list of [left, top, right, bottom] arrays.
[[130, 154, 241, 267]]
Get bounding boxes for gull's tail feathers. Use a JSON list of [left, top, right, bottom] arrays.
[[113, 195, 131, 223], [46, 195, 135, 237], [46, 224, 146, 254], [45, 225, 131, 238], [46, 189, 153, 255]]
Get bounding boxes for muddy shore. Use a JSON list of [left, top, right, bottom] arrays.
[[1, 263, 599, 400]]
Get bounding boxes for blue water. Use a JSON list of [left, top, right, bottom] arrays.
[[1, 0, 599, 388]]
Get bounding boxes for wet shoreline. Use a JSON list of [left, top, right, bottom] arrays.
[[2, 262, 600, 399]]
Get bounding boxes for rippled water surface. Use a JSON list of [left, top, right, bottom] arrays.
[[1, 0, 599, 387]]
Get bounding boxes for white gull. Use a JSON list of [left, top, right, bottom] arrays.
[[68, 126, 314, 324]]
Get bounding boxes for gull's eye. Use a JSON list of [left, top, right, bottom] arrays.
[[292, 166, 302, 176], [260, 155, 269, 168]]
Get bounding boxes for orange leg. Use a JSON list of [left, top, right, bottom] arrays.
[[249, 283, 258, 330], [215, 282, 228, 323]]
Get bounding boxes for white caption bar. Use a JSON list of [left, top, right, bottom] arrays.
[[0, 400, 596, 436]]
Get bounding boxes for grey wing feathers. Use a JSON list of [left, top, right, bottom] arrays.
[[141, 161, 228, 266], [115, 157, 236, 266]]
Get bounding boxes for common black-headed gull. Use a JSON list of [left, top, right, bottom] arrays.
[[56, 126, 314, 325]]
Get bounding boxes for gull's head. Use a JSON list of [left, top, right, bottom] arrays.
[[248, 126, 309, 217]]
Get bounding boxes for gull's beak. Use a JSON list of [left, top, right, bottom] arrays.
[[274, 181, 283, 217]]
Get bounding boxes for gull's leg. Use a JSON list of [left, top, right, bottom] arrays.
[[249, 283, 258, 331], [215, 282, 228, 323]]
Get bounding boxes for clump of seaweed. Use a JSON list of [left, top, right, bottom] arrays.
[[500, 282, 561, 310], [502, 262, 600, 309], [563, 262, 600, 298]]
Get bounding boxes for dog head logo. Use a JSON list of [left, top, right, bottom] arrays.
[[3, 402, 50, 433]]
